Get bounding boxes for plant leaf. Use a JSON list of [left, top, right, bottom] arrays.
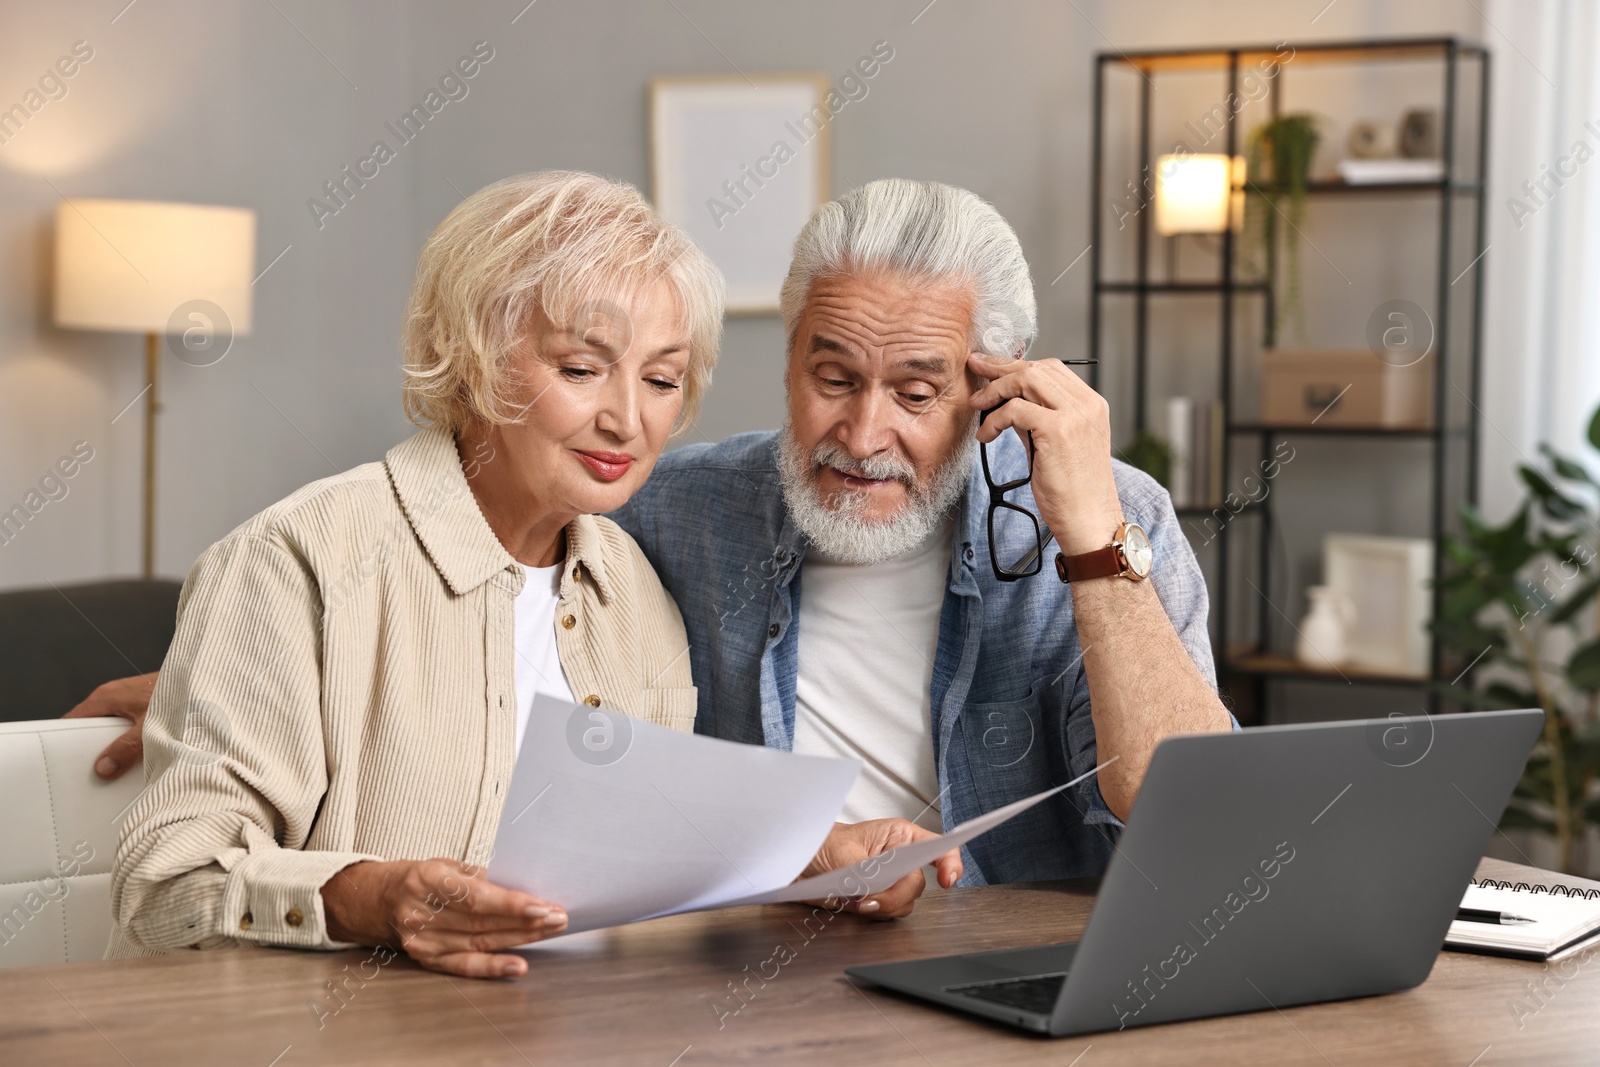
[[1520, 466, 1587, 522], [1589, 404, 1600, 452], [1549, 572, 1600, 624], [1432, 683, 1516, 710], [1484, 681, 1540, 709], [1438, 582, 1495, 626], [1501, 803, 1556, 836], [1569, 638, 1600, 692], [1482, 504, 1539, 574], [1540, 443, 1599, 487]]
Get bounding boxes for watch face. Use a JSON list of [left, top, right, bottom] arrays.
[[1121, 523, 1153, 578]]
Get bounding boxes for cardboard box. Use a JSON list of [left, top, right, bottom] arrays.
[[1261, 349, 1433, 428]]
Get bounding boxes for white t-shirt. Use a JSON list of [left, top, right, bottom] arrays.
[[513, 562, 577, 758], [791, 519, 953, 832]]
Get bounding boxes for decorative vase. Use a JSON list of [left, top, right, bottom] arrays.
[[1346, 120, 1396, 160], [1296, 585, 1353, 670]]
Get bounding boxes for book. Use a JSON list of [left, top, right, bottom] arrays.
[[1166, 398, 1193, 509], [1207, 400, 1225, 508], [1447, 880, 1600, 961], [1337, 158, 1445, 184]]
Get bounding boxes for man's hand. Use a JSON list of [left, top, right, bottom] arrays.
[[969, 355, 1232, 821], [801, 819, 962, 919], [63, 672, 160, 780], [968, 353, 1125, 556], [322, 858, 567, 979]]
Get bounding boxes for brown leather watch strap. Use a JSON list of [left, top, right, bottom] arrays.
[[1055, 545, 1124, 583]]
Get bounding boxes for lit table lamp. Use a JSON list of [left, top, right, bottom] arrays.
[[54, 199, 256, 578], [1154, 154, 1246, 235]]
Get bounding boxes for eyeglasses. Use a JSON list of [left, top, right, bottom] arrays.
[[979, 358, 1097, 583]]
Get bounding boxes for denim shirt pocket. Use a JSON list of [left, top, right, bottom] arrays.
[[960, 674, 1055, 805]]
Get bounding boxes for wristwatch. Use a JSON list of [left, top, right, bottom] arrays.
[[1054, 521, 1153, 583]]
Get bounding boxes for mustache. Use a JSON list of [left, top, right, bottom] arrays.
[[810, 438, 917, 485]]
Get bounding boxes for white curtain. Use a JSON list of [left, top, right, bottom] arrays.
[[1481, 0, 1600, 516]]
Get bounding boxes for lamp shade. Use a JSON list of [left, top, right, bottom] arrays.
[[1154, 155, 1245, 236], [54, 199, 255, 335]]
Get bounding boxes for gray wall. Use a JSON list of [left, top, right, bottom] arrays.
[[0, 0, 1505, 602], [0, 1, 420, 585], [0, 0, 1094, 586]]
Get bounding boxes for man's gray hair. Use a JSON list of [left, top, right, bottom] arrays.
[[779, 178, 1037, 358]]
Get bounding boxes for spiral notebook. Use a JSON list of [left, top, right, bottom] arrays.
[[1447, 876, 1600, 961]]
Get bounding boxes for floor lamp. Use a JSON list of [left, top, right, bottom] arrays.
[[53, 200, 256, 578]]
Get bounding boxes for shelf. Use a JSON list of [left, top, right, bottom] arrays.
[[1229, 423, 1440, 439], [1224, 650, 1434, 687], [1303, 180, 1483, 196], [1097, 281, 1270, 295], [1102, 37, 1485, 74], [1092, 32, 1487, 722]]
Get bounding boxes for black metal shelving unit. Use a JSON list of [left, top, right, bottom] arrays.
[[1087, 37, 1490, 724]]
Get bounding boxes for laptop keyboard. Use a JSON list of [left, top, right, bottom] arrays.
[[945, 972, 1068, 1016]]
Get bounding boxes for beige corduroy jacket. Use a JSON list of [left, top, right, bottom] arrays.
[[109, 428, 697, 957]]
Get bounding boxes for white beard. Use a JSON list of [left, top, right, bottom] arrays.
[[776, 422, 975, 566]]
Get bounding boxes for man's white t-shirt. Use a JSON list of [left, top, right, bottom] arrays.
[[513, 562, 577, 758], [790, 518, 952, 832]]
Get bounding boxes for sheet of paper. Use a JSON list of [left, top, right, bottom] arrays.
[[488, 695, 860, 934], [491, 695, 1114, 937], [722, 759, 1116, 908]]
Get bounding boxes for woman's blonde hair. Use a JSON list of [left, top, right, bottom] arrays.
[[402, 171, 725, 433]]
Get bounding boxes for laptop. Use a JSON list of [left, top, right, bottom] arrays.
[[845, 708, 1543, 1036]]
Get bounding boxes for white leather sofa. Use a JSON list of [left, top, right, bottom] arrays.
[[0, 718, 141, 968]]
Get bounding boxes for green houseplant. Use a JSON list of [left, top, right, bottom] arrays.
[[1121, 430, 1173, 491], [1246, 113, 1320, 341], [1435, 404, 1600, 873]]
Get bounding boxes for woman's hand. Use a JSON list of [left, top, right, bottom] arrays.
[[322, 858, 567, 978], [801, 820, 963, 919]]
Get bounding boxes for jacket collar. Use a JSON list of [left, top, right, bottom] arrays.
[[384, 427, 614, 601], [953, 447, 984, 587], [563, 510, 617, 604]]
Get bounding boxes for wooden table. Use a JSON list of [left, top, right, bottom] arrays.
[[5, 858, 1597, 1066]]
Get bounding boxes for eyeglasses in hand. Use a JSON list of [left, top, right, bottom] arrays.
[[979, 358, 1097, 582]]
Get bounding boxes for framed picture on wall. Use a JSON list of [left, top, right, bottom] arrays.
[[650, 74, 831, 314], [1324, 533, 1435, 678]]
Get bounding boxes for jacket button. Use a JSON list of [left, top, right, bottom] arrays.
[[584, 694, 601, 708], [285, 908, 304, 928], [571, 566, 582, 582], [768, 624, 780, 638], [561, 614, 576, 629], [240, 912, 253, 931]]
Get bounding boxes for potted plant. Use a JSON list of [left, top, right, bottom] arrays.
[[1246, 113, 1320, 341], [1435, 404, 1600, 874], [1121, 430, 1173, 491]]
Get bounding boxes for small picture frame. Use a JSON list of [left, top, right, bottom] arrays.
[[1324, 533, 1435, 678], [650, 74, 831, 314]]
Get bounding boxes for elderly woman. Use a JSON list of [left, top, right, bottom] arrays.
[[110, 172, 721, 978]]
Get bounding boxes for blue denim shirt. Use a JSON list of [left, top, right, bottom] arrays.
[[608, 429, 1217, 885]]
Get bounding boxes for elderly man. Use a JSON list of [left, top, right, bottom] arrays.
[[78, 178, 1229, 897], [608, 178, 1232, 886]]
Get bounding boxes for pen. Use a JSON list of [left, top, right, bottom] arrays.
[[1456, 907, 1537, 926]]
